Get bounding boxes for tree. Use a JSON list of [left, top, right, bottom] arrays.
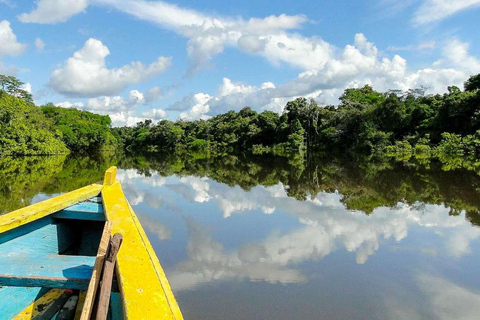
[[0, 75, 33, 103], [464, 74, 480, 92], [0, 92, 68, 155], [41, 105, 115, 152]]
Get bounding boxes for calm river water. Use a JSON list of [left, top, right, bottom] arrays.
[[2, 153, 480, 319]]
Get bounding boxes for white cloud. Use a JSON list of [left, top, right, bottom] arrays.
[[145, 86, 163, 103], [15, 1, 323, 73], [0, 20, 27, 57], [178, 93, 212, 120], [22, 82, 32, 93], [56, 101, 85, 109], [96, 0, 322, 74], [56, 89, 154, 126], [412, 0, 480, 26], [18, 0, 89, 24], [49, 38, 172, 97], [34, 37, 45, 51], [86, 91, 143, 113], [418, 274, 480, 319], [142, 215, 172, 240], [109, 111, 144, 127], [174, 35, 480, 119], [141, 108, 167, 120]]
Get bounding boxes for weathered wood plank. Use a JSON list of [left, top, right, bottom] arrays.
[[0, 216, 52, 246], [0, 254, 96, 290], [0, 184, 103, 235], [63, 202, 104, 214], [80, 221, 112, 320], [95, 233, 123, 320], [53, 201, 105, 221], [0, 286, 47, 320], [0, 222, 59, 255], [12, 288, 65, 319], [103, 180, 183, 319]]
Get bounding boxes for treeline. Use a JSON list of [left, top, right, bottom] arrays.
[[0, 75, 115, 155], [3, 73, 480, 159], [115, 74, 480, 160]]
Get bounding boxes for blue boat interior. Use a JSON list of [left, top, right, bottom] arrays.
[[0, 195, 122, 319]]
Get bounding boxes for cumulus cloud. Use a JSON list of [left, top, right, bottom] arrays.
[[95, 0, 322, 75], [145, 86, 163, 103], [108, 111, 144, 127], [18, 0, 89, 24], [34, 37, 45, 51], [141, 108, 167, 120], [178, 93, 212, 120], [86, 89, 144, 112], [0, 20, 27, 57], [56, 88, 166, 127], [173, 35, 480, 120], [56, 101, 84, 109], [412, 0, 480, 26], [49, 38, 172, 97]]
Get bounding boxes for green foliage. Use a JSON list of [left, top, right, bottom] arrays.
[[465, 74, 480, 92], [0, 75, 33, 103], [0, 92, 68, 155], [113, 73, 480, 165], [41, 105, 115, 152], [5, 72, 480, 164]]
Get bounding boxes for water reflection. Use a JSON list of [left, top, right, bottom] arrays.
[[117, 166, 480, 319], [3, 153, 480, 319]]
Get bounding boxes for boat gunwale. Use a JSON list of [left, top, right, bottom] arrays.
[[0, 183, 104, 235]]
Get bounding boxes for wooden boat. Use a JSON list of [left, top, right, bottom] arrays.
[[0, 167, 183, 319]]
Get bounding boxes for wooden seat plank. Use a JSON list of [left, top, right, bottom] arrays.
[[0, 223, 59, 255], [0, 286, 47, 320], [53, 202, 105, 221], [0, 254, 96, 290]]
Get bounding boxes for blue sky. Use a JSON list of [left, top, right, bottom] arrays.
[[1, 0, 480, 126]]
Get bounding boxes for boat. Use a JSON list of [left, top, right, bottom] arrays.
[[0, 167, 183, 320]]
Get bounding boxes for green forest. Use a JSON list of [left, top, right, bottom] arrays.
[[2, 73, 480, 166]]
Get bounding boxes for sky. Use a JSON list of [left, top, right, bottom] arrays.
[[1, 0, 480, 126]]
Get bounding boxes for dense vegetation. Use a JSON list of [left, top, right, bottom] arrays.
[[114, 74, 480, 164], [2, 73, 480, 163], [0, 91, 68, 155], [41, 104, 115, 152], [0, 75, 115, 155]]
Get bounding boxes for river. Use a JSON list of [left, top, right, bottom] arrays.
[[2, 152, 480, 319]]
